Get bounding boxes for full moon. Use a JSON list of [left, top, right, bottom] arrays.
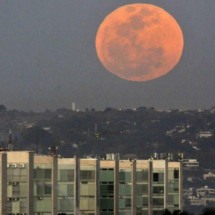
[[95, 4, 184, 82]]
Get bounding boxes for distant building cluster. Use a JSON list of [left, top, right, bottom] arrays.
[[0, 151, 182, 215], [182, 159, 199, 169], [182, 158, 215, 212], [184, 185, 215, 207]]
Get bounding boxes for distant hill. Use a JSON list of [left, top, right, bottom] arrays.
[[1, 106, 215, 213], [0, 107, 214, 168]]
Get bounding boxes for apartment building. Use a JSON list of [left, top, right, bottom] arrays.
[[0, 151, 182, 215]]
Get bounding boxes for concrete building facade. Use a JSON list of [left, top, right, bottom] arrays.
[[0, 151, 182, 215]]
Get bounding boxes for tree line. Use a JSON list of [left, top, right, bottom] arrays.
[[162, 208, 215, 215]]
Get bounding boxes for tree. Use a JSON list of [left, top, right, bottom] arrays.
[[162, 209, 172, 215], [173, 210, 181, 215], [20, 126, 54, 153], [0, 104, 7, 112], [180, 211, 191, 215], [201, 207, 215, 215]]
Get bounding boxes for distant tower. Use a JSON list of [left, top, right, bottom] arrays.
[[94, 123, 98, 133], [72, 102, 76, 111], [7, 129, 14, 151]]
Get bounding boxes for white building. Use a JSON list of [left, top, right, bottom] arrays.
[[0, 151, 183, 215]]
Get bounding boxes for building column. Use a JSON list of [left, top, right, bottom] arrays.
[[74, 157, 80, 215], [95, 159, 100, 215], [164, 160, 168, 209], [28, 152, 34, 215], [52, 156, 58, 215], [148, 160, 153, 215], [179, 161, 183, 211], [132, 160, 136, 215], [0, 153, 7, 215], [114, 159, 119, 215]]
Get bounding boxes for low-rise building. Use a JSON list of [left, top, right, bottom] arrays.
[[182, 159, 199, 169], [196, 186, 215, 198], [197, 131, 213, 138], [203, 172, 215, 180]]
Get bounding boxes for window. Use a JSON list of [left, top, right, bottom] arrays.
[[59, 199, 74, 211], [136, 184, 148, 195], [153, 186, 164, 194], [80, 183, 96, 196], [36, 183, 52, 195], [153, 198, 164, 206], [44, 184, 52, 195], [67, 184, 74, 196], [167, 195, 174, 204], [34, 169, 52, 180], [125, 198, 131, 207], [119, 171, 131, 182], [60, 169, 74, 181], [119, 184, 131, 196], [136, 170, 148, 182], [153, 173, 159, 182], [153, 172, 164, 183], [45, 169, 52, 179], [37, 184, 43, 196], [174, 169, 179, 179], [100, 184, 114, 196], [80, 170, 95, 181], [100, 198, 114, 210], [142, 197, 148, 206], [107, 185, 114, 193], [100, 169, 114, 182]]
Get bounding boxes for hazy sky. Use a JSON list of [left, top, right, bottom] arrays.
[[0, 0, 215, 111]]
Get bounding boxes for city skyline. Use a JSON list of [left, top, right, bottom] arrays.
[[0, 0, 214, 111]]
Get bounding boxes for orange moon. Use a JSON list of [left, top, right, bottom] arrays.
[[95, 4, 184, 82]]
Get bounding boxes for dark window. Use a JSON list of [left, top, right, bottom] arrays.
[[125, 198, 131, 207], [107, 185, 114, 193], [153, 186, 164, 194], [44, 184, 52, 195], [174, 169, 179, 179], [153, 173, 159, 182], [153, 172, 164, 183], [153, 198, 164, 206], [142, 197, 148, 206]]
